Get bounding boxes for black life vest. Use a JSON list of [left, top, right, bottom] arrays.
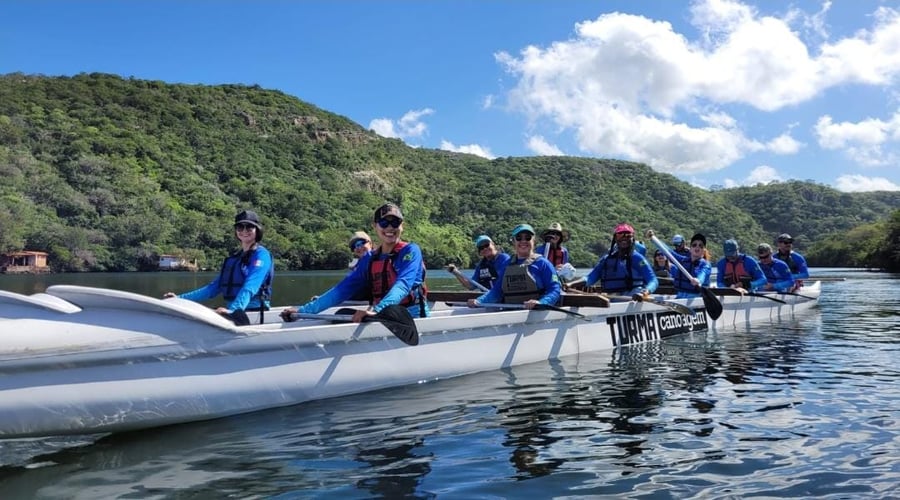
[[501, 254, 542, 302]]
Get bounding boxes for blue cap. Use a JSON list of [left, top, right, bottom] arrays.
[[475, 235, 492, 247], [672, 234, 684, 244], [724, 239, 739, 257], [511, 224, 535, 237]]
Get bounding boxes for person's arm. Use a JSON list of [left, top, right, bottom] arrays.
[[534, 258, 562, 306], [694, 259, 712, 287], [584, 256, 606, 288], [634, 254, 659, 294], [371, 243, 424, 313], [289, 256, 368, 316], [177, 278, 221, 303], [562, 247, 569, 264], [792, 253, 810, 280], [746, 258, 768, 291], [771, 261, 795, 292], [225, 248, 273, 312], [716, 259, 727, 288], [473, 261, 507, 306]]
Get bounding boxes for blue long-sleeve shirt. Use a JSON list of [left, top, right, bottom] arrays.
[[475, 255, 561, 306], [470, 252, 511, 290], [179, 246, 274, 312], [759, 258, 795, 292], [297, 241, 429, 316], [774, 250, 810, 281], [716, 254, 767, 291], [670, 256, 712, 298], [584, 251, 659, 295]]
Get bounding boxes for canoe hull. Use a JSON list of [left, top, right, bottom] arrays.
[[0, 282, 820, 438]]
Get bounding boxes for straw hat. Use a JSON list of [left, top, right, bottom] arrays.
[[540, 222, 570, 243]]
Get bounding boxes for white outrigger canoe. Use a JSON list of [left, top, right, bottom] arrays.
[[0, 282, 820, 439]]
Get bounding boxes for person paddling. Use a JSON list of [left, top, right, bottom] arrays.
[[163, 209, 274, 326], [467, 224, 561, 309], [281, 203, 430, 323]]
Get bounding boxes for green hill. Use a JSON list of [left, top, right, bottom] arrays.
[[1, 73, 898, 271]]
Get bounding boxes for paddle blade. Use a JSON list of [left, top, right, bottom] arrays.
[[370, 305, 419, 346], [700, 288, 723, 320]]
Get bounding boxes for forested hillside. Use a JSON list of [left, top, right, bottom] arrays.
[[1, 73, 898, 272]]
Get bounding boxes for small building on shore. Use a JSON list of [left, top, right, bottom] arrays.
[[0, 251, 50, 274], [158, 254, 198, 271]]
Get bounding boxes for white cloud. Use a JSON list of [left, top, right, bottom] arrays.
[[526, 135, 564, 156], [815, 113, 900, 166], [834, 174, 900, 192], [439, 140, 495, 159], [766, 132, 803, 154], [721, 164, 782, 188], [495, 0, 900, 175], [369, 108, 434, 139]]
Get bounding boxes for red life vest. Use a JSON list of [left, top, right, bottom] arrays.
[[545, 246, 566, 267], [367, 241, 428, 310], [723, 256, 752, 288]]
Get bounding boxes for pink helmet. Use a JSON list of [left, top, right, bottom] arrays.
[[613, 223, 634, 235]]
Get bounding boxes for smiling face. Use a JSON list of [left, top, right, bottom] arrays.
[[513, 231, 535, 258], [234, 223, 258, 247], [615, 230, 633, 252], [374, 216, 403, 248]]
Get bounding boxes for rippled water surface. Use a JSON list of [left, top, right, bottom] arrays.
[[1, 270, 898, 498]]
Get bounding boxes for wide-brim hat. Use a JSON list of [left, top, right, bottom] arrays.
[[540, 222, 570, 242], [349, 230, 371, 250]]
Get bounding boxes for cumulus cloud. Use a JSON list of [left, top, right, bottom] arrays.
[[834, 174, 900, 192], [495, 0, 900, 175], [721, 165, 782, 187], [369, 108, 434, 139], [439, 140, 495, 159], [815, 113, 900, 166], [766, 132, 803, 154], [526, 135, 564, 156]]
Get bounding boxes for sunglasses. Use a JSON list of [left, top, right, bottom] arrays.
[[758, 253, 772, 259], [235, 223, 256, 232], [691, 242, 705, 248], [515, 233, 533, 242], [350, 239, 368, 251], [779, 240, 793, 244], [377, 218, 402, 229], [477, 243, 491, 251]]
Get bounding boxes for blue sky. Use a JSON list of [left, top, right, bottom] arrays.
[[2, 0, 900, 192]]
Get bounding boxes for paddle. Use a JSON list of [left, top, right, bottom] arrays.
[[447, 264, 489, 292], [709, 288, 788, 304], [606, 294, 696, 316], [645, 230, 723, 320], [780, 291, 819, 300], [290, 305, 419, 346], [445, 301, 590, 320]]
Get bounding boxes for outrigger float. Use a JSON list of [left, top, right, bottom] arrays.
[[0, 281, 820, 439]]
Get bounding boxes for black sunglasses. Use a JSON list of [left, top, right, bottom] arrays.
[[377, 218, 402, 229], [235, 223, 256, 232], [350, 239, 368, 250], [477, 243, 491, 251], [515, 233, 533, 242], [758, 253, 772, 259]]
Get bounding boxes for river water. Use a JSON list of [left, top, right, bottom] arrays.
[[0, 269, 898, 498]]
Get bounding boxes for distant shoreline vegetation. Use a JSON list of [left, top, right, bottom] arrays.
[[1, 73, 898, 273]]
